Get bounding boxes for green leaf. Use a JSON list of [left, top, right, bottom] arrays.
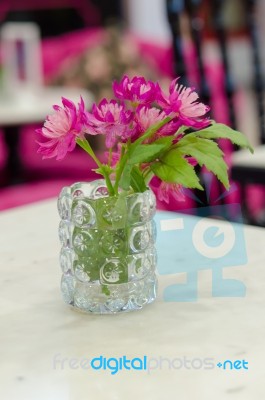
[[152, 136, 176, 153], [76, 138, 93, 154], [176, 135, 230, 188], [93, 167, 103, 176], [95, 164, 112, 176], [193, 123, 254, 153], [152, 136, 175, 146], [128, 143, 167, 164], [151, 149, 203, 189], [176, 125, 191, 135], [130, 166, 148, 193]]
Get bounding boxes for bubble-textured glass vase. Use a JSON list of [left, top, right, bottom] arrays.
[[57, 180, 157, 314]]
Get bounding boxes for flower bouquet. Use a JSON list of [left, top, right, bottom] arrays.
[[37, 76, 252, 313]]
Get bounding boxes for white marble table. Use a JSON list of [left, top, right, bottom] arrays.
[[0, 199, 265, 400]]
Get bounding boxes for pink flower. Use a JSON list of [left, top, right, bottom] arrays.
[[136, 106, 166, 131], [36, 97, 86, 160], [84, 99, 133, 148], [158, 78, 210, 129], [113, 75, 160, 105], [135, 106, 180, 142], [157, 181, 186, 204]]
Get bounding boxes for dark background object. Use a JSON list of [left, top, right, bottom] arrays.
[[0, 0, 122, 37]]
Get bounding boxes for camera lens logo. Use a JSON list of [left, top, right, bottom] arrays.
[[156, 203, 247, 302], [192, 219, 236, 259]]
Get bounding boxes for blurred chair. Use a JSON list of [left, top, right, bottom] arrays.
[[166, 0, 265, 223], [231, 0, 265, 225]]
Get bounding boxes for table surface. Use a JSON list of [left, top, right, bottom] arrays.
[[0, 87, 93, 126], [0, 199, 264, 400]]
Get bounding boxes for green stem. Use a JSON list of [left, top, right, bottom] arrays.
[[104, 174, 115, 196], [108, 148, 113, 167], [142, 166, 150, 178], [144, 169, 154, 186], [76, 138, 101, 166], [113, 144, 128, 194], [76, 138, 114, 195]]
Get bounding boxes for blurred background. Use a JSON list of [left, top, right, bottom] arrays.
[[0, 0, 264, 225]]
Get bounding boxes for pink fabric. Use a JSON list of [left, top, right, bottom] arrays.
[[0, 179, 80, 211], [41, 28, 105, 81], [20, 124, 102, 181]]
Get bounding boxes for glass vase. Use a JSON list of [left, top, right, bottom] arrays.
[[57, 180, 157, 314]]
